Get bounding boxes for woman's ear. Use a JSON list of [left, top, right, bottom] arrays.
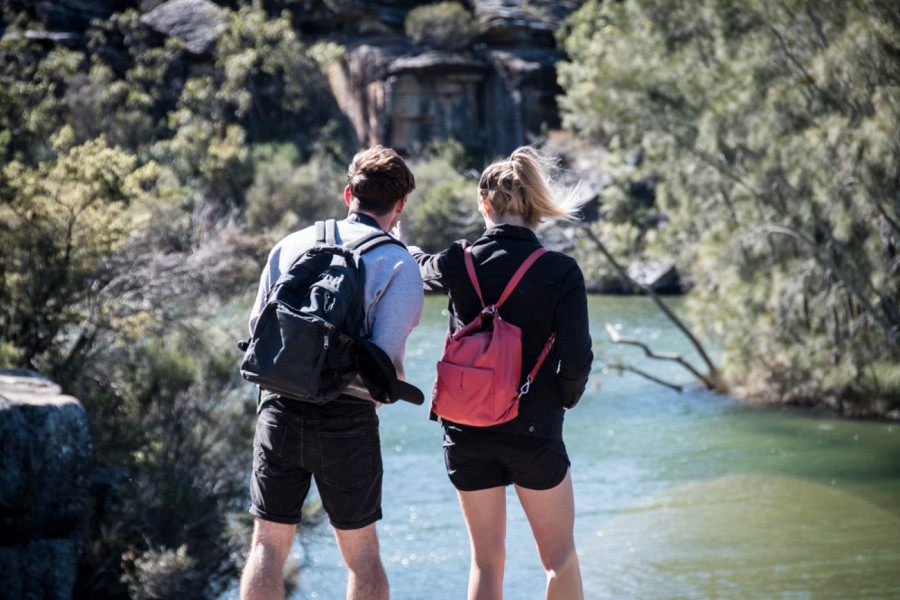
[[344, 185, 352, 207]]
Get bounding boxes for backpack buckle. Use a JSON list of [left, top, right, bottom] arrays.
[[519, 377, 532, 396], [481, 305, 497, 315]]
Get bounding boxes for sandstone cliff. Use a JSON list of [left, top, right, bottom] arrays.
[[16, 0, 579, 158]]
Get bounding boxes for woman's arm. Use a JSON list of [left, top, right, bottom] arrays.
[[553, 261, 594, 409], [408, 244, 457, 294]]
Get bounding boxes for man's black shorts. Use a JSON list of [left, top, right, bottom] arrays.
[[443, 425, 570, 492], [250, 397, 382, 530]]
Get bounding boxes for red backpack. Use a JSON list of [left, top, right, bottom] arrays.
[[431, 246, 556, 427]]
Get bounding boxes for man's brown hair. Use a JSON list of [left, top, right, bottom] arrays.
[[346, 145, 416, 215]]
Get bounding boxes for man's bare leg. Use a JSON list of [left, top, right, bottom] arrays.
[[240, 518, 297, 600], [334, 522, 389, 600]]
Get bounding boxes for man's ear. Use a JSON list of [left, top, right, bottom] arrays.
[[396, 196, 406, 214], [344, 185, 352, 207], [478, 195, 490, 215]]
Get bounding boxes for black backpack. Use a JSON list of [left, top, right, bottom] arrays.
[[239, 219, 404, 404]]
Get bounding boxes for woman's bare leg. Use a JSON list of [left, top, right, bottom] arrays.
[[515, 471, 583, 600], [457, 487, 508, 600]]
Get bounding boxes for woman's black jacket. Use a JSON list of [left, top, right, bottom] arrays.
[[411, 224, 593, 440]]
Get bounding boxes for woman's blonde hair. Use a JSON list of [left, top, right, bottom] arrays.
[[478, 146, 581, 228]]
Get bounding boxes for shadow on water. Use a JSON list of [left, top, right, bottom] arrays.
[[247, 295, 900, 600]]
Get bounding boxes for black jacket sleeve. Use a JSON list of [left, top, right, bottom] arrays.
[[409, 242, 465, 294], [553, 260, 593, 409]]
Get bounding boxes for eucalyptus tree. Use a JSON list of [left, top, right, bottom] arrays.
[[558, 0, 900, 412]]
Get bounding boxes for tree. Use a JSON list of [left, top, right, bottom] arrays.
[[558, 0, 900, 413], [1, 3, 347, 597], [405, 143, 482, 251], [0, 133, 149, 369]]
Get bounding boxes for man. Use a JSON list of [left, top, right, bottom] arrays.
[[240, 146, 424, 600]]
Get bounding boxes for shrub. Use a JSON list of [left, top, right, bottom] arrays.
[[405, 2, 479, 51], [405, 145, 481, 251], [244, 144, 347, 237]]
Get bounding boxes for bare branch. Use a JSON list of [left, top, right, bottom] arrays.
[[581, 225, 721, 382], [605, 324, 714, 389], [605, 362, 684, 393]]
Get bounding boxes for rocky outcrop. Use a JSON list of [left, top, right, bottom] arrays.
[[0, 370, 93, 600], [140, 0, 227, 55], [322, 1, 577, 157], [332, 44, 566, 157], [471, 0, 580, 46], [13, 0, 578, 158]]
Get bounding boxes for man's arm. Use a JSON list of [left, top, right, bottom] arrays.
[[366, 253, 424, 380], [248, 254, 275, 335]]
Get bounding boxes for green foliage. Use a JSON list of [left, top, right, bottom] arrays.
[[558, 0, 900, 410], [405, 1, 479, 50], [0, 32, 84, 163], [74, 324, 253, 600], [0, 127, 257, 599], [82, 5, 347, 211], [213, 5, 347, 148], [405, 145, 481, 251], [0, 6, 330, 597], [244, 143, 348, 237], [0, 133, 152, 368]]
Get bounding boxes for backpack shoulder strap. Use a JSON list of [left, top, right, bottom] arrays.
[[496, 247, 548, 308], [463, 246, 486, 308], [350, 231, 404, 255], [314, 221, 401, 256], [315, 220, 326, 243], [465, 246, 549, 310]]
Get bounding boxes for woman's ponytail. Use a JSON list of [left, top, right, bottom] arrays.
[[479, 146, 582, 228]]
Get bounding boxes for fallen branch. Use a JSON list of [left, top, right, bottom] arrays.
[[581, 224, 720, 390], [605, 324, 713, 389], [604, 361, 684, 392]]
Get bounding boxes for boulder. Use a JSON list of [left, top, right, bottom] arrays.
[[0, 369, 93, 600], [140, 0, 227, 55], [627, 260, 683, 294]]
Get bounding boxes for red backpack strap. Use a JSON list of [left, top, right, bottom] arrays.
[[463, 246, 486, 308], [496, 247, 548, 308], [464, 246, 548, 310], [517, 333, 556, 398], [464, 245, 556, 397]]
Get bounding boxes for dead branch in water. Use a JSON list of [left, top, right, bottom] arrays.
[[605, 324, 711, 390], [603, 359, 685, 392], [582, 225, 720, 391]]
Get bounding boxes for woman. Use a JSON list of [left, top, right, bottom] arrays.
[[410, 146, 593, 599]]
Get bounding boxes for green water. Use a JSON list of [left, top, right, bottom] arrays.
[[273, 295, 900, 600]]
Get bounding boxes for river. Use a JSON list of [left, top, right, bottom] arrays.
[[250, 295, 900, 599]]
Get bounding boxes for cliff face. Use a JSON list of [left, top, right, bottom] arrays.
[[328, 44, 564, 157], [16, 0, 578, 158], [306, 0, 578, 156], [0, 370, 93, 600]]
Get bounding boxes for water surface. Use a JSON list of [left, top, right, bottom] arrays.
[[272, 295, 900, 599]]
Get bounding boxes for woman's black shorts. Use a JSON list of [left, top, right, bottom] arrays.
[[442, 425, 570, 492]]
